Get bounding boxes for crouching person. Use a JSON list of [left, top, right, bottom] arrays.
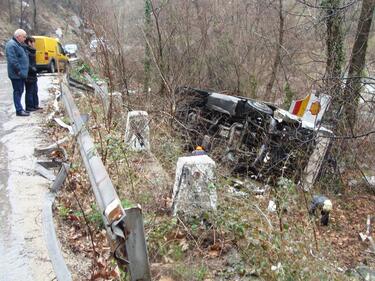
[[24, 36, 41, 111], [309, 195, 333, 226]]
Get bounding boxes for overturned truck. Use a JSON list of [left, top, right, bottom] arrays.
[[175, 86, 332, 187]]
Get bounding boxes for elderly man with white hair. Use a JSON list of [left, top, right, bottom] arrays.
[[5, 29, 30, 116]]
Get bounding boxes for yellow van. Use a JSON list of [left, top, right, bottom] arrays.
[[34, 36, 69, 73]]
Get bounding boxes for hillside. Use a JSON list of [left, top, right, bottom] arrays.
[[0, 0, 81, 59], [1, 0, 375, 280]]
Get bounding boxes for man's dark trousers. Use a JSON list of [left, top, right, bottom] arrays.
[[25, 81, 38, 109], [11, 78, 25, 113]]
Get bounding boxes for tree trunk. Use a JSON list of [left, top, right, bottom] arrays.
[[19, 0, 23, 28], [143, 0, 152, 95], [193, 0, 216, 86], [8, 0, 13, 23], [150, 0, 166, 95], [340, 0, 375, 131], [32, 0, 37, 32], [265, 0, 284, 102], [325, 0, 344, 81], [322, 0, 344, 128]]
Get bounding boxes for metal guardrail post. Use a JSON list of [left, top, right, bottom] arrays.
[[61, 76, 151, 281]]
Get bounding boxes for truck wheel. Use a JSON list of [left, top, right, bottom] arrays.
[[49, 60, 56, 73], [64, 61, 70, 74]]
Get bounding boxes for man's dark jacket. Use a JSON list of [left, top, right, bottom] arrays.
[[5, 37, 29, 79]]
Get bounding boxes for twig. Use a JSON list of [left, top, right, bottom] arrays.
[[252, 204, 273, 230], [140, 27, 172, 95], [368, 236, 375, 253], [67, 176, 98, 257], [302, 190, 319, 251], [176, 216, 205, 255], [366, 215, 371, 237], [323, 130, 375, 140], [355, 160, 375, 192]]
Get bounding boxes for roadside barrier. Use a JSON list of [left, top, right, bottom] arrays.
[[83, 73, 109, 114], [61, 75, 151, 281]]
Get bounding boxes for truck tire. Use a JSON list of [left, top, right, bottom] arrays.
[[64, 61, 70, 74], [49, 60, 56, 73]]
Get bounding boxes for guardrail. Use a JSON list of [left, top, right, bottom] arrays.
[[83, 73, 109, 114], [60, 75, 151, 281], [68, 76, 95, 92]]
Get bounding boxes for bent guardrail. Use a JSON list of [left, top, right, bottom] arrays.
[[60, 75, 151, 281], [83, 73, 109, 114], [68, 76, 95, 92]]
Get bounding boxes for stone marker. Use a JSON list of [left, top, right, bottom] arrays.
[[125, 111, 150, 151], [172, 155, 217, 216]]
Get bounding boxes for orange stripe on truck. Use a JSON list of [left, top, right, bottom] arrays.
[[297, 94, 311, 116], [292, 94, 311, 117]]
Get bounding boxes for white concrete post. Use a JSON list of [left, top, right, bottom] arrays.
[[301, 130, 332, 191], [172, 155, 217, 216], [125, 111, 150, 152]]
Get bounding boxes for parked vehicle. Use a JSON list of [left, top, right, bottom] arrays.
[[175, 86, 331, 182], [34, 36, 69, 73], [64, 43, 78, 58]]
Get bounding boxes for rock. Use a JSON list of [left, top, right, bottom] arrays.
[[71, 15, 82, 28], [55, 27, 63, 38], [364, 175, 375, 187], [348, 179, 359, 187], [267, 200, 277, 212]]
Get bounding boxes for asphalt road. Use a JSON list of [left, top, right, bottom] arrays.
[[0, 63, 56, 281]]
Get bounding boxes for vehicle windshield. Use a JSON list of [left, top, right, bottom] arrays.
[[64, 44, 77, 52]]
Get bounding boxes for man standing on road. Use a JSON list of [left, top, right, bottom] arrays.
[[5, 29, 30, 116]]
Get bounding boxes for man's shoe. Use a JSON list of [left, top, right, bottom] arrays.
[[26, 107, 37, 112], [16, 110, 30, 116], [35, 106, 43, 110]]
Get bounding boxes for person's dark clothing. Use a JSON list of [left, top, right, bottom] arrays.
[[24, 45, 39, 109], [5, 37, 29, 79], [192, 149, 206, 156], [309, 195, 331, 226], [5, 37, 29, 113], [26, 81, 38, 110], [24, 45, 37, 82], [11, 78, 26, 113]]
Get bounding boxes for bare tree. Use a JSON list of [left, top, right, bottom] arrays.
[[32, 0, 37, 32], [8, 0, 13, 23], [19, 0, 24, 28], [265, 0, 285, 102], [149, 0, 167, 95], [340, 0, 375, 131], [143, 0, 152, 94], [322, 0, 345, 127]]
